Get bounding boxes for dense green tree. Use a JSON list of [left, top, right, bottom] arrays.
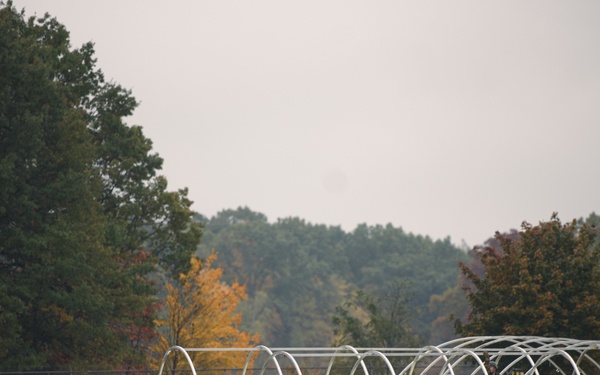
[[456, 214, 600, 338], [0, 4, 122, 368], [0, 3, 201, 370]]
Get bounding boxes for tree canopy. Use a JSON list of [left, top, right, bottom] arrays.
[[0, 3, 201, 370], [457, 214, 600, 339], [197, 207, 469, 346]]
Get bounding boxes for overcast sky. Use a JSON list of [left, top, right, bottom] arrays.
[[14, 1, 600, 247]]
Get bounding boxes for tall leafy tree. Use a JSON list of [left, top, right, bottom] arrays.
[[0, 4, 123, 369], [0, 3, 201, 369], [91, 83, 202, 279], [457, 214, 600, 338]]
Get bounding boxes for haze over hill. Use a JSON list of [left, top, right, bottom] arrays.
[[14, 0, 600, 246]]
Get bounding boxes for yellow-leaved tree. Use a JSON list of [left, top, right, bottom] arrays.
[[150, 252, 259, 373]]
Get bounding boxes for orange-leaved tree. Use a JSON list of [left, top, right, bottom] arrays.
[[150, 252, 259, 373]]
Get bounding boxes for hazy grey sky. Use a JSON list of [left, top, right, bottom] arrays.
[[15, 1, 600, 246]]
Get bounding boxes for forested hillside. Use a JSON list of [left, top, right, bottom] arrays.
[[195, 207, 470, 347]]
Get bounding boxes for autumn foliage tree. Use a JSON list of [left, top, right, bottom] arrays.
[[151, 252, 259, 373], [456, 214, 600, 339]]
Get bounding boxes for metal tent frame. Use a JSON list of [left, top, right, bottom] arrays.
[[158, 336, 600, 375]]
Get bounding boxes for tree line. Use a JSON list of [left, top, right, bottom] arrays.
[[193, 209, 600, 350], [194, 207, 469, 347], [3, 2, 600, 372]]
